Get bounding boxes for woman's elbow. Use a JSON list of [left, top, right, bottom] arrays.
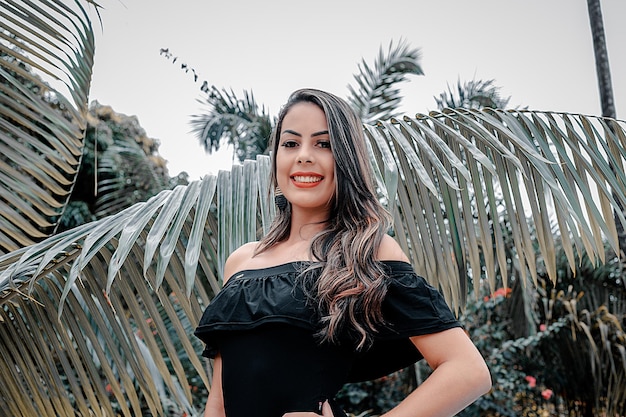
[[474, 358, 492, 395]]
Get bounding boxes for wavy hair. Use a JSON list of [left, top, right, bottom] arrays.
[[255, 88, 392, 349]]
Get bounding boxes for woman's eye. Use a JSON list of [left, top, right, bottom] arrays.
[[317, 141, 331, 149], [281, 141, 298, 148]]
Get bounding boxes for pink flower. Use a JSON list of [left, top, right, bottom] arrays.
[[541, 389, 553, 400], [539, 323, 547, 331], [525, 375, 537, 388]]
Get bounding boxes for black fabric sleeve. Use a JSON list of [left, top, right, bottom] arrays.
[[347, 262, 462, 382]]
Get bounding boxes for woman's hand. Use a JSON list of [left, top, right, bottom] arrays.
[[283, 400, 334, 416]]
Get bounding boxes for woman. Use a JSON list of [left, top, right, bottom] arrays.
[[195, 88, 491, 417]]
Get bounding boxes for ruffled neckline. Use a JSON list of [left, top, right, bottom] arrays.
[[226, 259, 414, 281]]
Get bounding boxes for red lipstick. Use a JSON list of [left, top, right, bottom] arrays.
[[290, 172, 324, 188]]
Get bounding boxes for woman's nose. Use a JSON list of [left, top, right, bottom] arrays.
[[297, 146, 313, 164]]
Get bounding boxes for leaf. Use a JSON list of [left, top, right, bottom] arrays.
[[347, 39, 423, 124], [0, 0, 97, 254]]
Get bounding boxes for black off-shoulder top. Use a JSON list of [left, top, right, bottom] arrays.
[[194, 261, 461, 417]]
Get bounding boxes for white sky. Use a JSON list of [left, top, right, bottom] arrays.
[[88, 0, 626, 180]]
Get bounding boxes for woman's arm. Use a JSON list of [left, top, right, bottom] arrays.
[[382, 327, 491, 417], [377, 235, 491, 416], [203, 354, 225, 417]]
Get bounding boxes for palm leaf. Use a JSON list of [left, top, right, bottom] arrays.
[[0, 155, 272, 416], [190, 86, 273, 162], [347, 38, 423, 124], [435, 78, 512, 110], [367, 109, 626, 310], [94, 140, 171, 218], [0, 0, 97, 254], [3, 108, 626, 415]]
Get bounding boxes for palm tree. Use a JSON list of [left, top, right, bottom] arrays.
[[433, 71, 626, 416], [3, 1, 626, 416], [434, 78, 511, 111], [192, 87, 272, 163], [161, 38, 423, 163]]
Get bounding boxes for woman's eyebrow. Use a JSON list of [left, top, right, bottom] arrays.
[[281, 129, 301, 137], [281, 129, 329, 137]]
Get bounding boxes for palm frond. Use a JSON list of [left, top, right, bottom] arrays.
[[347, 39, 423, 124], [2, 109, 626, 415], [94, 140, 171, 218], [190, 86, 273, 162], [0, 0, 97, 254], [0, 155, 274, 416], [366, 109, 626, 311], [435, 78, 512, 110]]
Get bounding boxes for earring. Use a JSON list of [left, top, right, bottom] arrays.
[[274, 187, 288, 211]]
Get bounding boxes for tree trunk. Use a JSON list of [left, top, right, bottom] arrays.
[[587, 0, 625, 262], [587, 0, 615, 118]]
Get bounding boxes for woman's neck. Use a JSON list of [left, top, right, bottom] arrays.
[[287, 207, 329, 243]]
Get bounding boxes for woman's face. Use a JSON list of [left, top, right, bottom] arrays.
[[276, 101, 336, 214]]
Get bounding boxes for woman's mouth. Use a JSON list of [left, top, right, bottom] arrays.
[[291, 174, 323, 187], [292, 175, 322, 183]]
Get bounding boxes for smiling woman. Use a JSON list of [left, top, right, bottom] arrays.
[[194, 88, 491, 417], [276, 101, 336, 213]]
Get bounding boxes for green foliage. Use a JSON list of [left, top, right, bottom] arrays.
[[459, 286, 569, 416], [58, 201, 97, 230], [532, 247, 626, 416], [434, 78, 512, 110], [336, 367, 416, 415], [191, 87, 273, 162], [347, 39, 423, 124], [461, 245, 626, 417], [59, 102, 186, 230]]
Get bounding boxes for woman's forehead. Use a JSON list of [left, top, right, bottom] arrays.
[[280, 102, 328, 131]]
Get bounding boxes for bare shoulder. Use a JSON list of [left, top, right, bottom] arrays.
[[223, 241, 258, 284], [376, 234, 410, 263]]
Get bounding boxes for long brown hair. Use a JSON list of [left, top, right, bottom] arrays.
[[256, 88, 392, 349]]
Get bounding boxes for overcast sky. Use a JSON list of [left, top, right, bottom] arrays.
[[88, 0, 626, 180]]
